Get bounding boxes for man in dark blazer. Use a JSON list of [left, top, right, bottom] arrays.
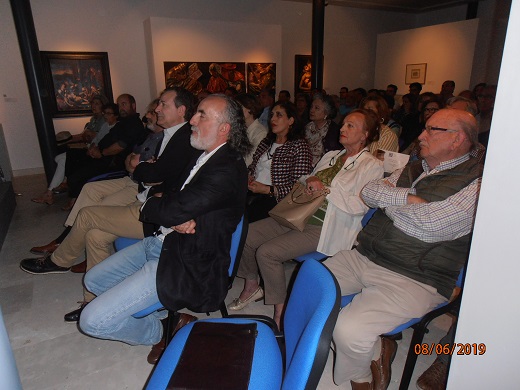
[[79, 95, 250, 350]]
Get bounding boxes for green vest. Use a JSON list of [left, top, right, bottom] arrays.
[[356, 157, 482, 298]]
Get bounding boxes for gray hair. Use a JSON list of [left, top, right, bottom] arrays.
[[446, 96, 478, 116], [215, 94, 252, 157]]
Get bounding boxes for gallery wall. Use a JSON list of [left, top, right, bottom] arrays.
[[374, 19, 479, 96], [0, 0, 493, 175]]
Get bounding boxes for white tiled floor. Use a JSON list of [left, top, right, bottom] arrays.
[[0, 175, 452, 389]]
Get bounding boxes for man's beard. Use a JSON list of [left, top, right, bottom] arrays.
[[190, 127, 217, 151]]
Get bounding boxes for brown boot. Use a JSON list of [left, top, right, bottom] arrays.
[[370, 336, 397, 390], [147, 313, 198, 364], [70, 260, 87, 273], [350, 380, 372, 390], [416, 358, 448, 390], [30, 240, 60, 255]]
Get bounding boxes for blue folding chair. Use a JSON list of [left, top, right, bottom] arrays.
[[86, 170, 127, 183], [113, 215, 248, 320], [146, 259, 340, 390]]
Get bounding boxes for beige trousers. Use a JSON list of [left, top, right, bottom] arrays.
[[52, 202, 144, 301], [237, 217, 322, 304], [64, 176, 138, 227], [324, 250, 446, 385]]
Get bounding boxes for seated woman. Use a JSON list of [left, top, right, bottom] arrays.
[[229, 109, 384, 328], [234, 93, 268, 166], [361, 95, 399, 156], [305, 93, 342, 166], [246, 101, 312, 223], [31, 94, 108, 205]]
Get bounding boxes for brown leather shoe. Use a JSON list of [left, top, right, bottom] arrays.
[[350, 380, 372, 390], [147, 313, 198, 364], [70, 260, 87, 273], [30, 240, 60, 255], [371, 336, 397, 390], [416, 357, 448, 390]]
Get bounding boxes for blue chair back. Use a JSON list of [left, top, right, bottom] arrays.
[[87, 170, 127, 183], [282, 259, 340, 390]]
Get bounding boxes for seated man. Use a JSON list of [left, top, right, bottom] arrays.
[[64, 93, 148, 209], [20, 88, 202, 322], [78, 94, 250, 349], [29, 98, 163, 260], [325, 108, 482, 390]]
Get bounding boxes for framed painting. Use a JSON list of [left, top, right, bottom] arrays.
[[247, 63, 276, 94], [164, 62, 246, 95], [40, 51, 113, 118], [294, 55, 315, 95], [405, 63, 427, 85]]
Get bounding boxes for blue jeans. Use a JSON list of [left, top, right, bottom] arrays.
[[79, 236, 164, 345]]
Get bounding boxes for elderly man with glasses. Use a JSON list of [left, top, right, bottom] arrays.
[[325, 108, 482, 390]]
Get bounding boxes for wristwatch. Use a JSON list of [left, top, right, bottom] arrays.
[[269, 186, 275, 197]]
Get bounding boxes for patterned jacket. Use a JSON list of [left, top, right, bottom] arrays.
[[248, 137, 312, 202]]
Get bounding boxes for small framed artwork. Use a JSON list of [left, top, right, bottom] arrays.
[[40, 51, 113, 118], [405, 63, 427, 85], [294, 55, 313, 94], [247, 63, 276, 95]]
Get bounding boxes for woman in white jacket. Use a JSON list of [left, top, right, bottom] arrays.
[[229, 109, 384, 328]]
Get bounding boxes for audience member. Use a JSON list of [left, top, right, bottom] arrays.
[[476, 84, 496, 147], [246, 101, 312, 222], [305, 93, 342, 165], [258, 87, 275, 128], [31, 95, 109, 205], [234, 93, 268, 166], [409, 82, 422, 95], [78, 94, 250, 353], [396, 93, 420, 151], [352, 88, 367, 107], [401, 96, 443, 155], [360, 95, 399, 155], [278, 90, 291, 103], [229, 109, 384, 329], [439, 80, 455, 104], [62, 94, 147, 211], [295, 92, 311, 126], [339, 86, 349, 116], [326, 108, 482, 389]]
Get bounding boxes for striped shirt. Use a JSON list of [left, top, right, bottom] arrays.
[[361, 154, 481, 243]]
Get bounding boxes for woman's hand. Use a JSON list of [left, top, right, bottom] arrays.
[[87, 145, 102, 159], [305, 176, 325, 193], [248, 180, 270, 194]]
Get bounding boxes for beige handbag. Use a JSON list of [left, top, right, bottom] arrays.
[[269, 182, 329, 231]]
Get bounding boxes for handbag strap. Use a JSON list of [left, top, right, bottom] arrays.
[[290, 184, 330, 205]]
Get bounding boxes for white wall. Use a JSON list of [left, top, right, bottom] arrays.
[[447, 0, 520, 387], [374, 19, 479, 95]]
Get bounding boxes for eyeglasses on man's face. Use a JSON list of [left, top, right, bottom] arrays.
[[424, 107, 439, 113]]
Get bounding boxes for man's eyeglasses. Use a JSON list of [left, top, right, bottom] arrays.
[[423, 125, 458, 134], [424, 107, 439, 113]]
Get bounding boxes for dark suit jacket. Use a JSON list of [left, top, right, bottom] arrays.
[[132, 122, 202, 236], [139, 143, 248, 313]]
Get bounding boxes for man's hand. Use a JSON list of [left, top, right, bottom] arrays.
[[407, 194, 428, 204], [173, 219, 196, 234], [87, 145, 102, 159], [125, 153, 141, 173]]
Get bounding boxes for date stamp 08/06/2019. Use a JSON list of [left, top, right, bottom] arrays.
[[414, 343, 486, 356]]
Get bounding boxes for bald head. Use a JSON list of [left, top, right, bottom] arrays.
[[418, 109, 477, 168]]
